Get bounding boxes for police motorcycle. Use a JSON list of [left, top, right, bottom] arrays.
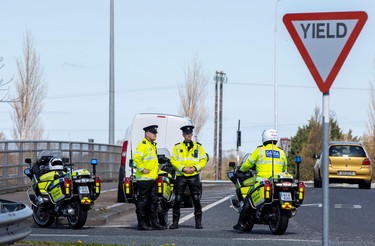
[[23, 150, 101, 229], [227, 154, 305, 235], [122, 152, 176, 226]]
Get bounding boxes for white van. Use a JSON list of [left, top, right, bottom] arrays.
[[117, 113, 194, 202]]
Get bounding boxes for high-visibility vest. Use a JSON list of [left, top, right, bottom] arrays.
[[171, 141, 207, 177], [133, 138, 159, 180], [240, 143, 287, 179]]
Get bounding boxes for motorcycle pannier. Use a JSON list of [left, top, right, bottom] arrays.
[[157, 176, 172, 200], [249, 179, 272, 207]]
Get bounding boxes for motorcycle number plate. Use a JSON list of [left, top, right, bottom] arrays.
[[280, 192, 292, 201], [78, 186, 90, 194]]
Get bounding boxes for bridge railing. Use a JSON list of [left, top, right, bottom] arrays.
[[0, 140, 122, 194]]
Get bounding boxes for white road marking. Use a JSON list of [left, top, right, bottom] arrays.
[[101, 188, 117, 193], [233, 238, 321, 243], [179, 195, 232, 223], [30, 234, 89, 237], [302, 203, 361, 209]]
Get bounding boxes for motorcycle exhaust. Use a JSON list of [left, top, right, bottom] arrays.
[[290, 207, 297, 217]]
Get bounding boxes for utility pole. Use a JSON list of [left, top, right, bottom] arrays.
[[108, 0, 115, 144], [213, 71, 227, 180], [213, 72, 219, 180]]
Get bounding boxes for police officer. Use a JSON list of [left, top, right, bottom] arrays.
[[133, 125, 165, 230], [233, 129, 288, 232], [169, 125, 207, 229]]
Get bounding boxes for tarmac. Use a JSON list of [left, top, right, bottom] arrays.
[[0, 182, 135, 226]]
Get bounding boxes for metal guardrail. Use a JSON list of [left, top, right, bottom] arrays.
[[0, 140, 122, 194], [0, 199, 33, 245]]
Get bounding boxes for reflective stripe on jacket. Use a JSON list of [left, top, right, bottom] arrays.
[[171, 142, 207, 177], [133, 138, 159, 180], [240, 143, 287, 179]]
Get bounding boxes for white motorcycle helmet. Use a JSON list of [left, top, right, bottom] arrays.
[[48, 157, 64, 171], [262, 129, 278, 145]]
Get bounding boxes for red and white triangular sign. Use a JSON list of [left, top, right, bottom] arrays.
[[283, 11, 367, 93]]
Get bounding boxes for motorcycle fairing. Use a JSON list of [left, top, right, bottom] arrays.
[[72, 168, 91, 178]]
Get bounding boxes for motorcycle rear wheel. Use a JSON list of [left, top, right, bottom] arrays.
[[67, 199, 88, 229], [268, 204, 289, 235], [32, 205, 55, 228]]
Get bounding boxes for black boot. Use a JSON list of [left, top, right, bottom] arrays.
[[169, 214, 180, 229], [233, 200, 251, 232], [195, 213, 203, 229], [137, 215, 153, 231], [151, 214, 166, 230], [233, 222, 244, 232]]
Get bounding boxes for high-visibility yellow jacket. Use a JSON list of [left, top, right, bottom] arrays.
[[171, 142, 207, 177], [133, 138, 159, 180], [240, 143, 287, 179]]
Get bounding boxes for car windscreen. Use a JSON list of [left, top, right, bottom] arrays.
[[329, 145, 366, 157]]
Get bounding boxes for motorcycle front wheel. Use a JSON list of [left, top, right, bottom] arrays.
[[268, 204, 289, 235], [32, 204, 55, 228], [67, 199, 88, 229]]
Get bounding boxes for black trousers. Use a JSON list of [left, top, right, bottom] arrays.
[[173, 174, 202, 216], [136, 180, 158, 218]]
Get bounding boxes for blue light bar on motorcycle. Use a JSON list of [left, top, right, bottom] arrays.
[[91, 159, 98, 165], [294, 156, 302, 164]]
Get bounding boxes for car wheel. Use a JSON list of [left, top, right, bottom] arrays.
[[117, 179, 125, 202], [359, 181, 372, 190]]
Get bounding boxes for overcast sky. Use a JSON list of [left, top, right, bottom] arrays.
[[1, 0, 374, 155]]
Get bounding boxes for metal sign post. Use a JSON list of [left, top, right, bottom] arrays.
[[322, 92, 330, 246]]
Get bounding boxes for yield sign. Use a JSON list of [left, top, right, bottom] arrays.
[[283, 11, 367, 93]]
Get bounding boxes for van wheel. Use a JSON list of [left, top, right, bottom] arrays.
[[117, 182, 125, 202]]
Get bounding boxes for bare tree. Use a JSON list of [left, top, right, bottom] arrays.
[[11, 31, 46, 140], [364, 79, 375, 180], [0, 56, 16, 103], [178, 57, 209, 134]]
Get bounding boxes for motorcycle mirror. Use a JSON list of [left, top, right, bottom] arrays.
[[312, 154, 320, 159], [129, 159, 135, 168], [229, 161, 236, 168], [25, 158, 32, 164], [91, 159, 98, 165], [24, 168, 30, 175], [62, 157, 70, 164]]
